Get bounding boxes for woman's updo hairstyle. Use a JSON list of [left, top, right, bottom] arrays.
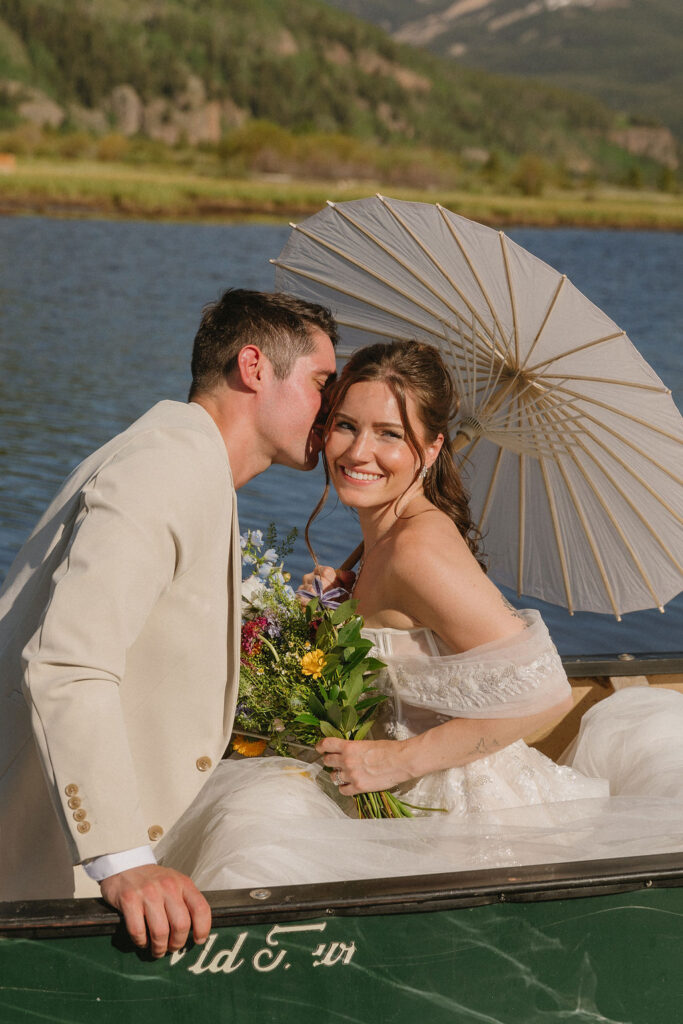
[[307, 339, 484, 569]]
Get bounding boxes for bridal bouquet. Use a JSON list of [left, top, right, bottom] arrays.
[[235, 527, 416, 818]]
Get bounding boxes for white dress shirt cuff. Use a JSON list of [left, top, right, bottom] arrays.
[[83, 845, 157, 882]]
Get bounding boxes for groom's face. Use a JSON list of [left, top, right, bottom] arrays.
[[264, 327, 337, 471]]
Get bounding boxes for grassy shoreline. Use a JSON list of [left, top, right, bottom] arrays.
[[0, 159, 681, 230]]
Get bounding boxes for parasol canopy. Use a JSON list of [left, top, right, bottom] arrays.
[[273, 195, 683, 618]]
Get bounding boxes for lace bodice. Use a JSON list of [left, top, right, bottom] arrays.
[[362, 609, 571, 729]]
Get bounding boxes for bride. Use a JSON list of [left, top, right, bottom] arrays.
[[158, 340, 683, 889]]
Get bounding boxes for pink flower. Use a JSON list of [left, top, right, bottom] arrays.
[[241, 616, 268, 657]]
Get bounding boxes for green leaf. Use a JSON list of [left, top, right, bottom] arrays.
[[330, 600, 357, 625], [340, 705, 358, 733], [352, 718, 375, 741], [321, 653, 340, 675], [363, 657, 386, 672], [343, 669, 364, 704], [324, 701, 342, 726], [355, 694, 387, 712], [315, 619, 337, 647], [294, 712, 320, 726], [319, 720, 343, 739], [308, 693, 326, 719], [344, 647, 375, 673], [328, 684, 340, 701], [342, 645, 356, 661], [335, 623, 358, 647]]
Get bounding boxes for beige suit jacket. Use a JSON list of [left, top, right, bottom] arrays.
[[0, 401, 241, 899]]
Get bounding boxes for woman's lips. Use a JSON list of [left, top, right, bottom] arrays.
[[339, 465, 383, 483]]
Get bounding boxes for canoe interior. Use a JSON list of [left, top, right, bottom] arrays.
[[529, 662, 683, 760]]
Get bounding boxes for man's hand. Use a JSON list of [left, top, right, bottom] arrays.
[[100, 864, 211, 958]]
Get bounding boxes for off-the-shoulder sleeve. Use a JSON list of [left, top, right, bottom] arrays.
[[373, 611, 571, 720]]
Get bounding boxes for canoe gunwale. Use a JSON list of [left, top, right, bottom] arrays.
[[2, 849, 683, 941], [561, 652, 683, 676]]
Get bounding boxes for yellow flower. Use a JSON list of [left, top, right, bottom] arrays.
[[300, 649, 326, 679], [232, 735, 267, 757]]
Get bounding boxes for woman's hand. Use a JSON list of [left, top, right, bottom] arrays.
[[297, 565, 355, 604], [316, 736, 413, 795]]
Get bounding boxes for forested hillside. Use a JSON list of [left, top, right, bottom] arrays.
[[326, 0, 683, 142], [0, 0, 676, 190]]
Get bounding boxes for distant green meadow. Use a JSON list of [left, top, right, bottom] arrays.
[[0, 158, 680, 230]]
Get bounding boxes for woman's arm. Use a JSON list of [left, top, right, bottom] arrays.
[[317, 697, 573, 796]]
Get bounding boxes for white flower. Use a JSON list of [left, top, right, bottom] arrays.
[[239, 533, 249, 549], [262, 548, 278, 564], [241, 574, 269, 609], [251, 529, 264, 548]]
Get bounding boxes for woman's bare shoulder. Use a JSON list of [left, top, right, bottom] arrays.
[[387, 506, 476, 577], [383, 506, 524, 647]]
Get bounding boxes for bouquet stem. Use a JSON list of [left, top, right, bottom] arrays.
[[354, 789, 416, 819]]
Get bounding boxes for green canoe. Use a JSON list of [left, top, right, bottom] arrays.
[[2, 851, 683, 1023], [2, 660, 682, 1023]]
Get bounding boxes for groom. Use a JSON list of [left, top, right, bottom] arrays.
[[0, 289, 337, 956]]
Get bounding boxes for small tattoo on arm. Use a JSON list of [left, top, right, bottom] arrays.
[[501, 594, 526, 621], [469, 736, 501, 757]]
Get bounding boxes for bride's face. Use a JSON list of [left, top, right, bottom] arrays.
[[325, 380, 440, 512]]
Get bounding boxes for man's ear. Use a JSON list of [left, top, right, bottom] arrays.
[[236, 345, 268, 391]]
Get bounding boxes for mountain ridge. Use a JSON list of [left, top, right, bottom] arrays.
[[325, 0, 683, 141]]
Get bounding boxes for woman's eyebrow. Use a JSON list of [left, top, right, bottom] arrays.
[[334, 411, 403, 430]]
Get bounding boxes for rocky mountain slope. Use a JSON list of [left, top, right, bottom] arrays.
[[326, 0, 683, 142], [0, 0, 676, 175]]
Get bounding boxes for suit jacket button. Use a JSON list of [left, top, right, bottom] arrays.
[[77, 821, 91, 834], [65, 784, 79, 797], [196, 756, 212, 772], [67, 796, 81, 809], [148, 825, 164, 841], [73, 808, 87, 821]]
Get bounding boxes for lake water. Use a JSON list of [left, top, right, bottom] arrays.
[[0, 214, 681, 655]]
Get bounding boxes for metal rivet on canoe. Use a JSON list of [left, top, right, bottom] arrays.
[[249, 888, 271, 901]]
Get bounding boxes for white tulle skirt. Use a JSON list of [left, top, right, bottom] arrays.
[[157, 688, 683, 890]]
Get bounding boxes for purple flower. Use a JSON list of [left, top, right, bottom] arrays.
[[297, 575, 349, 610], [264, 615, 282, 638]]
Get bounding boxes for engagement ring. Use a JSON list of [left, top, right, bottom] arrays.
[[333, 770, 345, 787]]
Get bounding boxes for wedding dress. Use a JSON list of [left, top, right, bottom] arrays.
[[158, 611, 683, 890]]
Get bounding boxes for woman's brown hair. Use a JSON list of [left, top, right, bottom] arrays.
[[306, 339, 485, 569]]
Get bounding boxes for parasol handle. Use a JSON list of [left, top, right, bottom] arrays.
[[452, 430, 472, 453], [339, 542, 364, 573]]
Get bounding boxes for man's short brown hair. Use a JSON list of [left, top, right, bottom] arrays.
[[189, 289, 338, 397]]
